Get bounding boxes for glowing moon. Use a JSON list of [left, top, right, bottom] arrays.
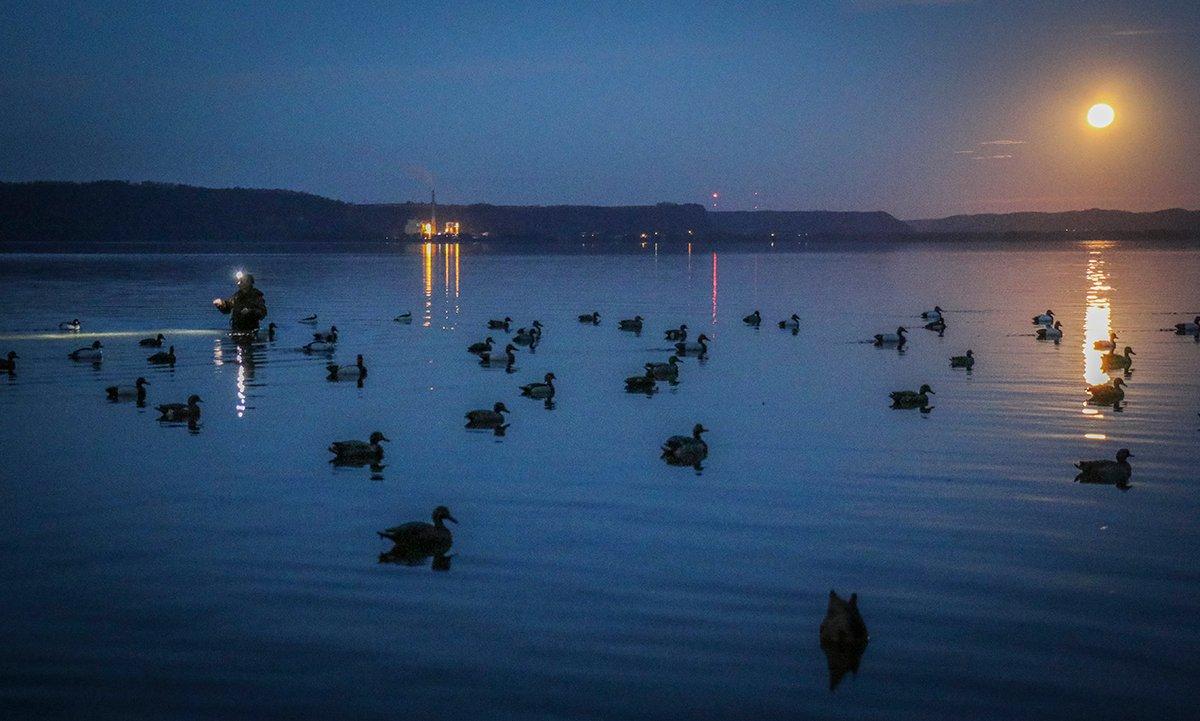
[[1087, 103, 1115, 128]]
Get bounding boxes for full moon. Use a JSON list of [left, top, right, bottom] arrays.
[[1087, 103, 1115, 128]]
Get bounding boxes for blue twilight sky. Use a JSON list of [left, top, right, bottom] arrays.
[[1, 0, 1198, 217]]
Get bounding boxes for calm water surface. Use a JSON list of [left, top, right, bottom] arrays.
[[1, 241, 1197, 720]]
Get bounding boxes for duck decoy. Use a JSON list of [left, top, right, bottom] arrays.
[[465, 402, 509, 428], [157, 394, 202, 421], [873, 327, 907, 346], [1086, 377, 1126, 405], [664, 324, 688, 342], [106, 377, 149, 403], [819, 590, 870, 692], [59, 319, 81, 332], [139, 333, 166, 347], [578, 311, 601, 325], [1100, 346, 1135, 372], [645, 355, 680, 380], [327, 354, 367, 381], [1093, 331, 1118, 351], [68, 340, 103, 361], [661, 423, 708, 466], [394, 312, 413, 324], [778, 314, 800, 330], [487, 316, 513, 331], [674, 333, 709, 357], [530, 320, 544, 338], [923, 318, 947, 333], [618, 315, 644, 332], [468, 337, 495, 355], [258, 322, 278, 339], [1036, 321, 1063, 340], [625, 369, 658, 394], [890, 384, 933, 408], [921, 306, 944, 321], [1074, 448, 1133, 488], [1174, 316, 1200, 334], [950, 350, 975, 369], [312, 325, 338, 343], [299, 314, 318, 324], [303, 338, 337, 353], [1032, 309, 1054, 326], [0, 351, 17, 373], [480, 343, 517, 367], [519, 372, 556, 399], [147, 345, 176, 365], [378, 506, 457, 548], [329, 431, 389, 464], [513, 328, 537, 345], [743, 310, 761, 326]]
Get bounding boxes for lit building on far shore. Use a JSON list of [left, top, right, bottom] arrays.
[[405, 190, 461, 239]]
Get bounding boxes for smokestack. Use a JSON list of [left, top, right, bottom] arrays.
[[431, 189, 437, 236]]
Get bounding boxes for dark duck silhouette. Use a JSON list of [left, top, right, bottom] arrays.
[[1086, 377, 1126, 405], [139, 333, 165, 347], [819, 590, 869, 692], [488, 316, 512, 330], [743, 310, 761, 326], [327, 354, 367, 381], [378, 506, 457, 567], [664, 324, 688, 342], [157, 394, 202, 422], [1075, 449, 1133, 489], [661, 424, 708, 466], [466, 402, 509, 429], [106, 377, 149, 403], [674, 333, 709, 357], [618, 315, 644, 332], [329, 431, 389, 465], [625, 368, 658, 394], [578, 311, 600, 324], [873, 327, 906, 347], [147, 345, 176, 365], [0, 351, 17, 373], [519, 372, 556, 399]]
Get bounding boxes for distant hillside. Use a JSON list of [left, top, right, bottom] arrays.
[[906, 208, 1200, 234], [714, 210, 910, 235]]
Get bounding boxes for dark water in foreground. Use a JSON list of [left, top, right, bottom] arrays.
[[1, 241, 1197, 720]]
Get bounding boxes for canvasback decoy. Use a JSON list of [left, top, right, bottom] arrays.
[[1075, 449, 1133, 487], [59, 319, 81, 332], [1174, 316, 1200, 334], [312, 325, 338, 343], [873, 327, 907, 346], [513, 328, 537, 345], [1032, 310, 1054, 326], [68, 340, 103, 360], [921, 306, 944, 321], [157, 394, 202, 421], [327, 354, 367, 381], [329, 431, 389, 464], [480, 343, 517, 367], [778, 314, 800, 330], [1036, 321, 1063, 340], [674, 333, 709, 356], [139, 333, 165, 347], [519, 372, 556, 399], [106, 377, 149, 403]]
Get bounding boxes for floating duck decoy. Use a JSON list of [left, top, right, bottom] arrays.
[[1086, 377, 1126, 405], [625, 369, 658, 394], [480, 343, 517, 368], [299, 314, 318, 324], [147, 345, 176, 365], [1074, 448, 1133, 488], [513, 327, 537, 345], [468, 336, 495, 355], [0, 351, 17, 373], [258, 322, 278, 339], [378, 505, 457, 548], [819, 590, 869, 692], [1093, 331, 1118, 351], [465, 402, 509, 429], [394, 312, 413, 323], [890, 384, 934, 408], [327, 354, 367, 381], [303, 338, 337, 353], [778, 313, 800, 330], [921, 306, 944, 321], [674, 333, 709, 356], [950, 350, 975, 369], [487, 316, 513, 331], [1036, 321, 1064, 341], [312, 325, 338, 343], [645, 355, 680, 380], [519, 372, 556, 399], [578, 311, 600, 325], [923, 318, 946, 333], [106, 377, 149, 403], [1174, 316, 1200, 334], [1100, 346, 1135, 372], [530, 320, 544, 337], [329, 431, 389, 464], [1032, 310, 1055, 326], [59, 319, 81, 332], [743, 310, 761, 326], [68, 340, 103, 361], [873, 327, 907, 346], [139, 333, 166, 347], [664, 324, 688, 342], [618, 315, 644, 332], [157, 394, 202, 421], [661, 423, 708, 466]]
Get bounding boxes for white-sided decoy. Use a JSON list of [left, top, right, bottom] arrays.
[[1086, 377, 1126, 405], [661, 423, 708, 466], [1174, 316, 1200, 334], [327, 354, 367, 381], [329, 431, 389, 463], [645, 355, 680, 380], [1036, 321, 1063, 340], [664, 324, 688, 342], [743, 310, 761, 326], [873, 327, 907, 346], [1093, 331, 1118, 351], [1100, 346, 1135, 372], [675, 333, 709, 356], [487, 316, 513, 331], [890, 384, 933, 408], [378, 506, 456, 546], [303, 338, 337, 353], [106, 377, 149, 403], [312, 325, 338, 343], [480, 344, 517, 367], [519, 372, 556, 399], [59, 319, 81, 332], [147, 345, 176, 365], [921, 306, 944, 321], [68, 340, 103, 360], [468, 337, 495, 355], [465, 402, 509, 428], [778, 314, 800, 330], [1075, 449, 1133, 487], [0, 351, 17, 373], [618, 316, 644, 331], [139, 333, 165, 347], [950, 350, 974, 369], [1032, 310, 1055, 326], [157, 394, 202, 421], [578, 311, 600, 325]]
